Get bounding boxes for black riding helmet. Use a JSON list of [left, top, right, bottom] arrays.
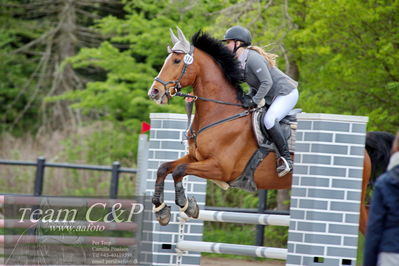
[[222, 26, 252, 46]]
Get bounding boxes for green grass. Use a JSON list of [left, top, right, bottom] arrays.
[[202, 222, 366, 265], [202, 223, 288, 263], [357, 234, 365, 265], [202, 226, 267, 262]]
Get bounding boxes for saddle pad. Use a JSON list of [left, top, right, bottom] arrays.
[[252, 109, 299, 153]]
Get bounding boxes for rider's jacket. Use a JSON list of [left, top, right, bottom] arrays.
[[238, 49, 298, 105]]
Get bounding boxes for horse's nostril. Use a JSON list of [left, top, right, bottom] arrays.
[[152, 88, 159, 96]]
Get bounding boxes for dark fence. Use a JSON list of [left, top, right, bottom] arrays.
[[0, 157, 137, 199]]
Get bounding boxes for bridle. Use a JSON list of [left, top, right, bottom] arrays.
[[154, 45, 195, 99], [153, 45, 245, 107]]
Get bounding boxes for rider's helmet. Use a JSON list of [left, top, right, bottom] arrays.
[[222, 26, 252, 46]]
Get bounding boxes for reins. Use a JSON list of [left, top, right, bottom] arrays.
[[176, 91, 256, 145], [175, 91, 244, 107]]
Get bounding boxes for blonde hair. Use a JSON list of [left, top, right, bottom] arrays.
[[248, 46, 278, 67]]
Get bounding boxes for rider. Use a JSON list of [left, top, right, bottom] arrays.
[[223, 26, 299, 177]]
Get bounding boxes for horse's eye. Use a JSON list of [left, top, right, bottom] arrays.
[[174, 59, 181, 64]]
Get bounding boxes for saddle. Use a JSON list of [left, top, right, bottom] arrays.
[[228, 108, 302, 192], [253, 108, 301, 153]]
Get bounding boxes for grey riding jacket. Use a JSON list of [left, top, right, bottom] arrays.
[[238, 49, 298, 105]]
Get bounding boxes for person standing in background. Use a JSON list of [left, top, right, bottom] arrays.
[[364, 131, 399, 266]]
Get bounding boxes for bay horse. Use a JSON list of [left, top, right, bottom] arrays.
[[148, 27, 393, 234]]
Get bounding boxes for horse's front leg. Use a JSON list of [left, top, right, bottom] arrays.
[[172, 159, 224, 219], [153, 155, 193, 226]]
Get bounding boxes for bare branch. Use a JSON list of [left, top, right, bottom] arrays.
[[12, 26, 59, 54], [76, 8, 101, 20], [5, 58, 44, 112], [248, 0, 273, 28], [278, 44, 290, 72], [77, 30, 102, 41], [283, 0, 294, 30], [10, 37, 54, 129], [6, 0, 123, 130], [79, 0, 121, 4]]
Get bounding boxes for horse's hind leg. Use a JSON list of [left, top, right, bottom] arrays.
[[172, 159, 223, 219], [153, 155, 193, 226]]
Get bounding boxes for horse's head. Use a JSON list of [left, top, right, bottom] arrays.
[[148, 27, 196, 104]]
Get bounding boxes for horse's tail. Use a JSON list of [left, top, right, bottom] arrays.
[[365, 131, 395, 183]]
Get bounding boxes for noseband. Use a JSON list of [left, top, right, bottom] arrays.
[[154, 45, 194, 97]]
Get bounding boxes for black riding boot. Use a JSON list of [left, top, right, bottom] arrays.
[[267, 123, 293, 177]]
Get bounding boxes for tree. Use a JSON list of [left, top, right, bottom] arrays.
[[58, 0, 230, 124], [290, 0, 399, 132], [0, 1, 40, 134], [209, 0, 398, 132], [0, 0, 125, 133]]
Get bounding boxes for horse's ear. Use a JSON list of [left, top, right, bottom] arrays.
[[175, 26, 191, 53], [176, 26, 189, 46], [169, 28, 179, 45]]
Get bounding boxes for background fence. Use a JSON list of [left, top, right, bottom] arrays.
[[0, 136, 279, 247], [0, 158, 137, 199]]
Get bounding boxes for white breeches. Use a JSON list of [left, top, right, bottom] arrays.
[[263, 89, 299, 130]]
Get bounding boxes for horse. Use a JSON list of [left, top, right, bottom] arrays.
[[147, 27, 393, 234]]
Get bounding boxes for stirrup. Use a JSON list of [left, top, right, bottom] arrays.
[[277, 157, 292, 177]]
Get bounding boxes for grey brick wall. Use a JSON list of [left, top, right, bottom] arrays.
[[143, 112, 367, 266], [145, 113, 206, 266], [287, 113, 368, 266]]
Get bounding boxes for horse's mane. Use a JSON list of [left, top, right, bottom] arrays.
[[191, 31, 244, 100]]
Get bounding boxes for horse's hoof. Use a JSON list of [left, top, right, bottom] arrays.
[[184, 197, 199, 219], [155, 205, 171, 226]]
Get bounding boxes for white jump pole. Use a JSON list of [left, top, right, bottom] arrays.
[[180, 210, 289, 226], [176, 240, 287, 260]]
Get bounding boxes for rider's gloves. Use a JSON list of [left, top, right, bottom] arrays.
[[242, 95, 258, 109]]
